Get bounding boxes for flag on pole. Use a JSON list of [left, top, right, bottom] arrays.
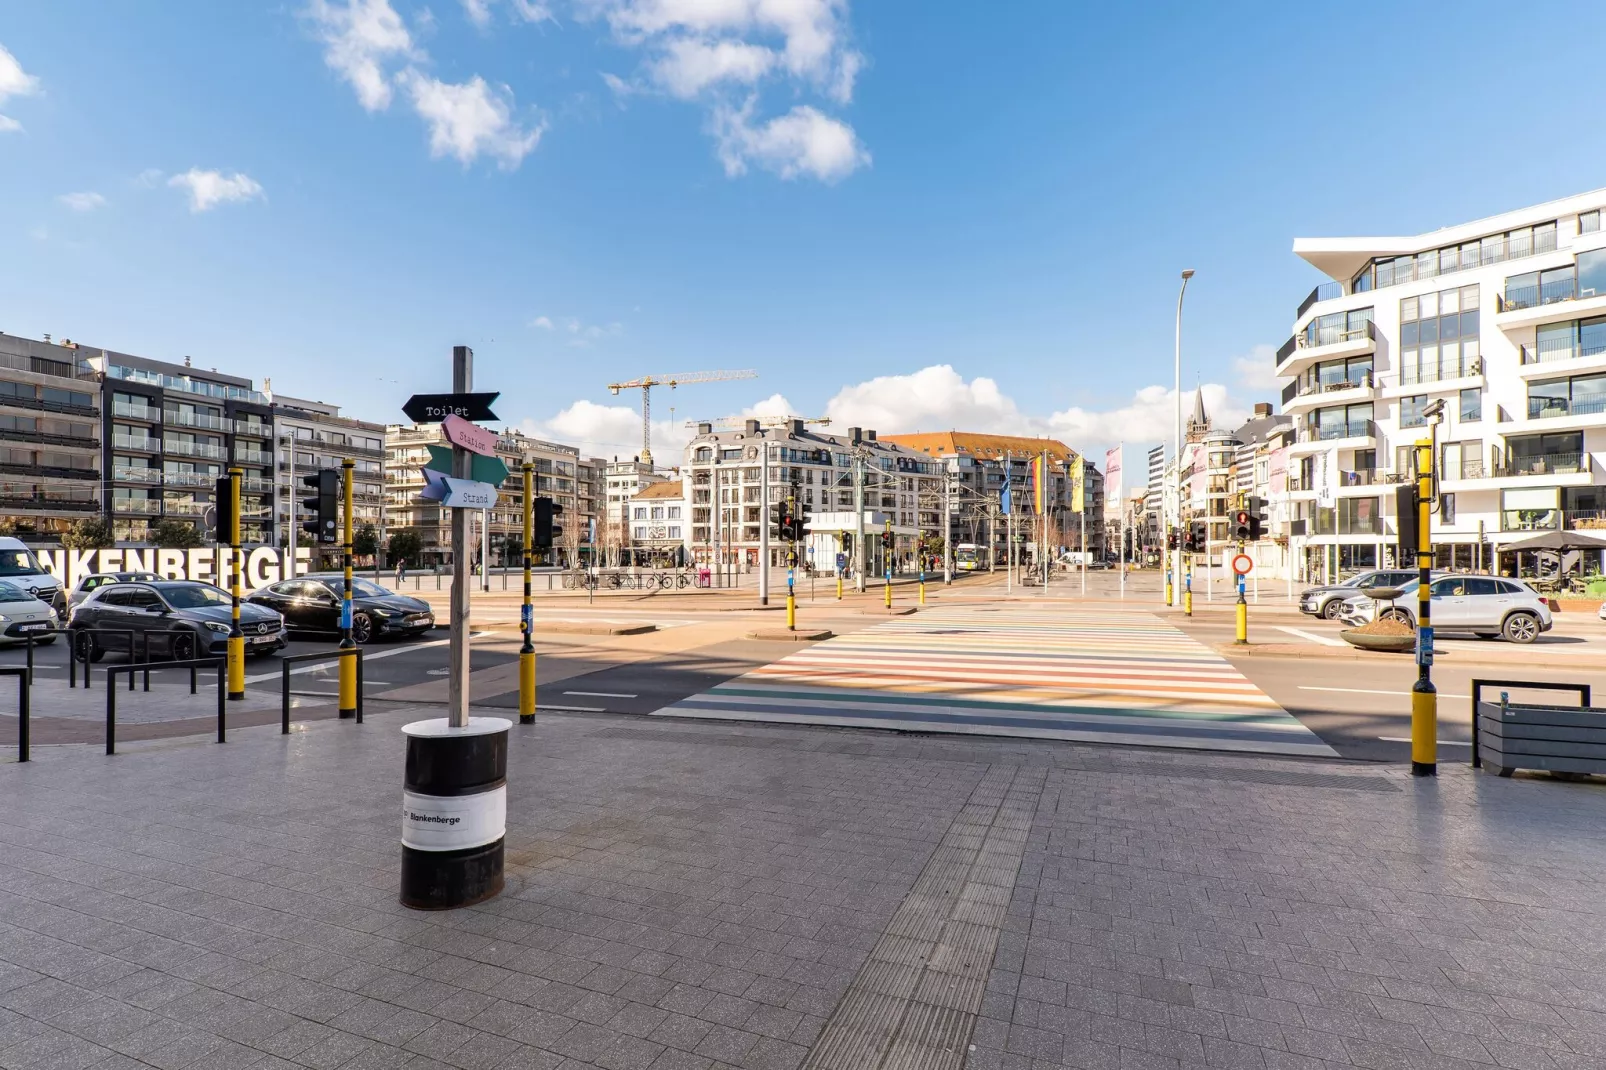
[[1104, 445, 1123, 518], [1032, 453, 1048, 515], [1000, 459, 1012, 515], [1071, 455, 1085, 513]]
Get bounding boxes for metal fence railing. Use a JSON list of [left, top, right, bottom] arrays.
[[0, 666, 27, 762], [105, 658, 226, 755], [278, 648, 365, 733]]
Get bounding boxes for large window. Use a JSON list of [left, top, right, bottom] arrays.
[[1501, 487, 1560, 532], [1504, 432, 1583, 476], [1533, 316, 1606, 364], [1505, 254, 1604, 311], [1310, 403, 1372, 440], [1580, 248, 1606, 299], [1528, 373, 1606, 419], [1353, 222, 1555, 292], [1400, 285, 1479, 383], [1459, 388, 1481, 422], [1400, 395, 1431, 428], [1302, 307, 1373, 348], [1582, 210, 1601, 235]]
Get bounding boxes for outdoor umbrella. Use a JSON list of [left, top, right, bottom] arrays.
[[1502, 530, 1606, 553]]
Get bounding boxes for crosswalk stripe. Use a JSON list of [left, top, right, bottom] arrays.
[[652, 604, 1337, 757]]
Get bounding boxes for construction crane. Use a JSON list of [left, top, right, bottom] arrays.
[[684, 415, 832, 431], [607, 369, 757, 466]]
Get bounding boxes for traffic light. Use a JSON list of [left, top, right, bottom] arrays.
[[780, 501, 797, 542], [1396, 485, 1419, 563], [1246, 495, 1267, 540], [881, 529, 894, 552], [1231, 506, 1252, 541], [840, 531, 853, 551], [212, 475, 235, 543], [769, 501, 786, 541], [534, 497, 563, 548], [795, 503, 811, 541], [300, 469, 338, 545], [1167, 529, 1178, 551]]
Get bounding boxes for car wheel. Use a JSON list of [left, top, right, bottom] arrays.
[[1502, 613, 1539, 644], [171, 632, 197, 661], [1382, 609, 1412, 625], [1320, 600, 1343, 620], [352, 613, 373, 644]]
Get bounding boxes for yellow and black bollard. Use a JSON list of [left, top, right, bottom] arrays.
[[227, 467, 245, 701], [1410, 440, 1437, 777], [1183, 555, 1192, 617], [1234, 546, 1248, 645], [519, 463, 536, 724], [338, 458, 357, 718]]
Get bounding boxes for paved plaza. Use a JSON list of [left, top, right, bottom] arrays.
[[2, 701, 1605, 1070]]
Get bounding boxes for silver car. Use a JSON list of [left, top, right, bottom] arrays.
[[69, 571, 160, 609], [1336, 575, 1552, 643], [0, 580, 61, 644]]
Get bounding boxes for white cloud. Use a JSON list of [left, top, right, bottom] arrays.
[[509, 0, 554, 21], [167, 169, 265, 212], [135, 168, 165, 188], [822, 366, 1021, 435], [1231, 343, 1281, 393], [399, 70, 544, 168], [578, 0, 867, 180], [649, 37, 775, 99], [0, 41, 40, 132], [519, 400, 688, 462], [530, 315, 555, 329], [461, 0, 494, 27], [305, 0, 416, 111], [712, 99, 867, 182], [58, 192, 107, 212]]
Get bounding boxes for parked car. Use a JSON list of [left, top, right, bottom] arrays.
[[68, 580, 286, 661], [68, 571, 160, 609], [1335, 575, 1552, 643], [0, 580, 60, 645], [1298, 569, 1422, 619], [246, 574, 434, 643], [0, 536, 65, 613]]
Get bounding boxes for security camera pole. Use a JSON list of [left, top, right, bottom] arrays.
[[1411, 397, 1446, 777]]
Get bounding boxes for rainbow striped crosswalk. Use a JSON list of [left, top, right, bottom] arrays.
[[651, 605, 1336, 756]]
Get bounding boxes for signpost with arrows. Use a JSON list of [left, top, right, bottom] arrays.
[[398, 351, 510, 913]]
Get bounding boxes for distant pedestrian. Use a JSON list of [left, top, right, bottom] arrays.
[[395, 562, 405, 586]]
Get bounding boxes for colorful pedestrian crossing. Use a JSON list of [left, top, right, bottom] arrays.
[[651, 605, 1337, 756]]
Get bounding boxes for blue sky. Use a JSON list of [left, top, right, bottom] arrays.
[[5, 1, 1606, 467]]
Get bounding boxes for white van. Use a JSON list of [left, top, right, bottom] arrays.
[[0, 537, 65, 612]]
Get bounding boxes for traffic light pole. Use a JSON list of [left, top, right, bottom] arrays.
[[338, 458, 356, 718], [854, 454, 866, 594], [519, 462, 535, 725], [759, 440, 770, 607], [786, 490, 797, 632], [883, 520, 893, 609], [1184, 550, 1192, 617], [1411, 439, 1437, 777], [227, 467, 244, 701]]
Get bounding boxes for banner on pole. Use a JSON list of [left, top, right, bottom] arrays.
[[1103, 445, 1122, 518], [1071, 455, 1086, 514]]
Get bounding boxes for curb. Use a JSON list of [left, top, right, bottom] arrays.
[[746, 629, 833, 642], [540, 623, 658, 636], [1217, 642, 1598, 669]]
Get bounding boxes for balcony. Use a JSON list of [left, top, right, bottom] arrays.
[[1517, 339, 1606, 381], [1283, 373, 1375, 414], [1276, 321, 1376, 377], [0, 495, 98, 513], [163, 501, 209, 517], [112, 433, 160, 453], [1495, 277, 1606, 328], [1311, 513, 1385, 537], [161, 471, 214, 488], [234, 447, 273, 465], [112, 400, 160, 421], [234, 419, 273, 438], [1528, 392, 1606, 420], [1294, 281, 1344, 322], [1335, 468, 1406, 488], [1289, 419, 1377, 454], [1503, 509, 1606, 533], [112, 465, 162, 485], [1492, 452, 1588, 478], [163, 439, 227, 460], [112, 499, 161, 515], [163, 409, 228, 431]]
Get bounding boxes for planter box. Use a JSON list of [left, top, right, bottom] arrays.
[[1476, 694, 1606, 777]]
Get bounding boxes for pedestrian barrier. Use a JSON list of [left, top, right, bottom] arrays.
[[278, 647, 365, 733], [0, 666, 27, 762], [69, 628, 213, 692], [105, 658, 226, 755], [1469, 679, 1591, 770]]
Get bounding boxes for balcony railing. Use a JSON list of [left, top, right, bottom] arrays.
[[234, 420, 273, 437], [163, 409, 228, 431], [112, 499, 161, 515], [161, 471, 214, 487], [1501, 508, 1604, 532], [112, 400, 160, 421], [1297, 419, 1376, 443], [1335, 468, 1406, 487], [112, 465, 162, 484], [1295, 282, 1344, 321], [112, 434, 160, 452], [1499, 276, 1582, 313], [234, 448, 272, 465], [163, 439, 227, 460], [1521, 339, 1606, 365], [1312, 513, 1384, 536], [1357, 229, 1559, 293], [163, 501, 209, 516], [1300, 320, 1376, 351], [1399, 357, 1481, 386], [1528, 392, 1606, 419], [1491, 453, 1586, 477], [1292, 371, 1374, 399]]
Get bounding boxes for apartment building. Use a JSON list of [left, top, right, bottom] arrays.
[[385, 425, 583, 566], [1281, 189, 1606, 580], [625, 481, 688, 565], [0, 334, 101, 539], [883, 432, 1104, 561], [271, 396, 386, 562], [88, 350, 276, 544], [684, 420, 945, 572], [601, 457, 666, 565]]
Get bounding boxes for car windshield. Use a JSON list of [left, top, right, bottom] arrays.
[[160, 585, 232, 609], [0, 549, 47, 577], [0, 581, 30, 603], [312, 578, 391, 599]]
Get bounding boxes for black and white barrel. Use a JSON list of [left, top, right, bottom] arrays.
[[400, 716, 509, 910]]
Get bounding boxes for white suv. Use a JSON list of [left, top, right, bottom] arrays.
[[1336, 575, 1552, 643]]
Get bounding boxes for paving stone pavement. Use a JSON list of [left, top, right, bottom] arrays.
[[0, 706, 1605, 1070]]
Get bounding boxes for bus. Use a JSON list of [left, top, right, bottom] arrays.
[[955, 543, 982, 571]]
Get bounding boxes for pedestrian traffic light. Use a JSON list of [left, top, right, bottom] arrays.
[[300, 469, 338, 545], [1246, 495, 1267, 540], [1167, 529, 1178, 551], [881, 529, 894, 552], [1187, 520, 1208, 552], [1231, 506, 1252, 541], [769, 502, 786, 541], [840, 531, 853, 552], [780, 501, 797, 542], [534, 496, 563, 548], [212, 475, 235, 543], [1396, 485, 1419, 563]]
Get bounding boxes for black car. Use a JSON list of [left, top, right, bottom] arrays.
[[69, 580, 287, 660], [246, 575, 434, 643]]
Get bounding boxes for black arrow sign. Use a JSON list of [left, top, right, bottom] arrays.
[[402, 392, 500, 423]]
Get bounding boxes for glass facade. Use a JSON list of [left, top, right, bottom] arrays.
[[1400, 285, 1479, 383]]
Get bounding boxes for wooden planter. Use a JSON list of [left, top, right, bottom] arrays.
[[1472, 680, 1601, 778]]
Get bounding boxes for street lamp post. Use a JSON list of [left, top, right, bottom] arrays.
[[1172, 269, 1195, 607]]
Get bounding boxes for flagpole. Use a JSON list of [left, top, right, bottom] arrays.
[[1041, 450, 1049, 596]]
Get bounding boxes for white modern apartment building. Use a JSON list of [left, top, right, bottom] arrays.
[[1280, 189, 1606, 580]]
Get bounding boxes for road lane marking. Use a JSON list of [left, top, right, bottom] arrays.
[[1378, 736, 1471, 746], [564, 691, 637, 698], [242, 632, 491, 684], [1276, 626, 1347, 647], [538, 704, 605, 712], [1297, 684, 1471, 700]]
